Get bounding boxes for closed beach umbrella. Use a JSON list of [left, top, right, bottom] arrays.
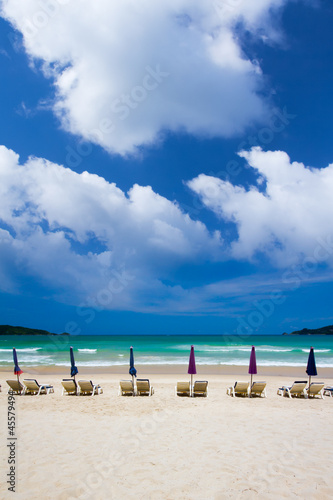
[[188, 345, 197, 397], [248, 346, 257, 397], [13, 348, 23, 392], [70, 346, 78, 382], [129, 346, 137, 384], [306, 346, 317, 388]]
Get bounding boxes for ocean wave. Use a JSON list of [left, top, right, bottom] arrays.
[[44, 358, 333, 368], [78, 349, 97, 353], [54, 360, 116, 367], [0, 347, 42, 353], [17, 355, 53, 362], [301, 348, 331, 353], [176, 345, 296, 354], [254, 347, 294, 353]]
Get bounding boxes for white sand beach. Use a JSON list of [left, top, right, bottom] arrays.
[[1, 367, 332, 500]]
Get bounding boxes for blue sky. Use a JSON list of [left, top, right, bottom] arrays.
[[0, 0, 333, 335]]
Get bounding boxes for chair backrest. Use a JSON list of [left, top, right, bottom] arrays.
[[251, 382, 266, 393], [308, 383, 324, 394], [120, 380, 134, 392], [136, 379, 150, 391], [234, 382, 249, 393], [78, 380, 94, 391], [290, 382, 307, 393], [177, 382, 190, 393], [193, 381, 208, 392], [23, 379, 40, 390], [6, 380, 23, 391], [61, 379, 77, 390]]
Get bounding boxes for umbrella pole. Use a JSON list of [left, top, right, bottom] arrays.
[[17, 373, 21, 395], [250, 374, 253, 398], [191, 374, 193, 397]]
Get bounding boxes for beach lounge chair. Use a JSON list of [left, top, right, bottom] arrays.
[[227, 381, 250, 397], [136, 379, 154, 396], [78, 380, 103, 396], [250, 381, 267, 398], [6, 380, 24, 394], [175, 381, 191, 397], [324, 386, 333, 397], [61, 379, 78, 396], [277, 381, 307, 398], [192, 380, 208, 397], [23, 379, 54, 395], [118, 380, 135, 396], [307, 382, 325, 399]]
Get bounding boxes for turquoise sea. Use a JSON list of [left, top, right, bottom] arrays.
[[0, 335, 333, 368]]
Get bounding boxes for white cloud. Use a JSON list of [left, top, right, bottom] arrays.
[[188, 147, 333, 267], [1, 0, 288, 155], [0, 145, 222, 308]]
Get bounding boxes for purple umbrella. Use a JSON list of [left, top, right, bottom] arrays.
[[306, 346, 317, 388], [188, 345, 197, 397], [248, 346, 257, 397]]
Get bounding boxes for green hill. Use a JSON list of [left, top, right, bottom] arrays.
[[0, 325, 69, 335], [283, 325, 333, 335]]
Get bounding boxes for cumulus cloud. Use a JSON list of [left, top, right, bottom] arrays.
[[1, 0, 288, 155], [0, 145, 222, 309], [188, 147, 333, 267]]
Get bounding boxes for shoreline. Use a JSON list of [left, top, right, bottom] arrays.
[[1, 364, 332, 378]]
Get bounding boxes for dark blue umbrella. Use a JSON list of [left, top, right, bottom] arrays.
[[70, 346, 78, 382], [13, 348, 23, 376], [129, 346, 137, 382], [306, 346, 317, 388], [13, 348, 23, 394]]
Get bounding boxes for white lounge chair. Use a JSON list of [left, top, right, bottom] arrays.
[[23, 379, 54, 395], [61, 379, 78, 396], [118, 380, 135, 396], [136, 379, 154, 396], [175, 381, 191, 397], [78, 380, 103, 396], [227, 381, 250, 397], [250, 381, 267, 398], [277, 381, 307, 398], [307, 382, 325, 399], [192, 380, 208, 397], [6, 380, 24, 394], [324, 386, 333, 397]]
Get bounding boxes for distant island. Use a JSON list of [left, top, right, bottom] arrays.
[[283, 325, 333, 335], [0, 325, 69, 336]]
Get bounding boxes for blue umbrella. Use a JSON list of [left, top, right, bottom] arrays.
[[13, 348, 23, 394], [129, 346, 137, 383], [306, 346, 317, 388], [70, 347, 78, 382]]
